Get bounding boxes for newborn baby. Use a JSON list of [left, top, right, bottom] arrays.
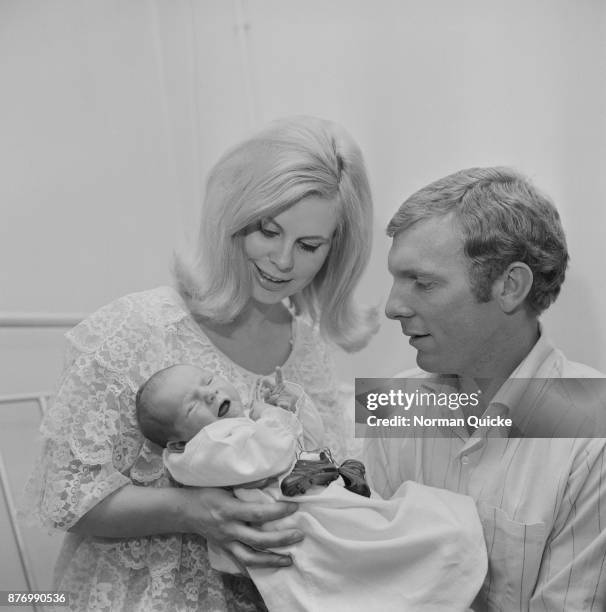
[[136, 364, 246, 442], [136, 364, 326, 488]]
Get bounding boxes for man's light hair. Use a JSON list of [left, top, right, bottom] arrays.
[[173, 116, 378, 351], [387, 167, 569, 314]]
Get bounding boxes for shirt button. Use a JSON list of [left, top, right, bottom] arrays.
[[461, 456, 469, 465]]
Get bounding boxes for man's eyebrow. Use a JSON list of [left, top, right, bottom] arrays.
[[387, 263, 440, 278]]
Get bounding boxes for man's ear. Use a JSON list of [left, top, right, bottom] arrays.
[[492, 262, 533, 313]]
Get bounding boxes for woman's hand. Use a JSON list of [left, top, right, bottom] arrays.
[[71, 484, 302, 568], [178, 486, 303, 568]]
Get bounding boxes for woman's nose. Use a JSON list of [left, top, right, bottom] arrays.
[[270, 242, 294, 272]]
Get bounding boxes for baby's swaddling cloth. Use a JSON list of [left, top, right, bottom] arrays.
[[164, 383, 487, 611]]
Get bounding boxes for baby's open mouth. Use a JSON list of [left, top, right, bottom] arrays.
[[218, 399, 231, 418]]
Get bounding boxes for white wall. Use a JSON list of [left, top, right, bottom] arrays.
[[3, 0, 606, 380], [1, 0, 605, 592]]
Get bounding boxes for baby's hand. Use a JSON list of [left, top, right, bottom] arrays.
[[257, 368, 298, 413], [258, 379, 277, 403], [258, 368, 284, 402]]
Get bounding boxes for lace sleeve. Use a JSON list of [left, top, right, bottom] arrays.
[[22, 291, 179, 531], [23, 354, 137, 531]]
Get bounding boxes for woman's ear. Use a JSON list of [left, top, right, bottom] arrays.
[[492, 262, 534, 313]]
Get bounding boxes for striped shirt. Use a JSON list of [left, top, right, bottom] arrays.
[[364, 331, 606, 611]]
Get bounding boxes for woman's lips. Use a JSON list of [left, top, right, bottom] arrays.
[[254, 264, 291, 288]]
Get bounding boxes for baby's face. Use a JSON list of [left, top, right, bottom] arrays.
[[155, 365, 244, 441]]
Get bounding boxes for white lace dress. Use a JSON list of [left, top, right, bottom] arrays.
[[23, 287, 349, 612]]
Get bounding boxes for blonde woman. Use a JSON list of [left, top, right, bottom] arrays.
[[24, 117, 378, 611]]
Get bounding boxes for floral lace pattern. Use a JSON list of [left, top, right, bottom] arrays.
[[22, 287, 349, 611]]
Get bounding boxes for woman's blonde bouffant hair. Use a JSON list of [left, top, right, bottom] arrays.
[[173, 116, 378, 351]]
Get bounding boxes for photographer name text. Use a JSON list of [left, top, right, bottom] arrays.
[[366, 414, 512, 428]]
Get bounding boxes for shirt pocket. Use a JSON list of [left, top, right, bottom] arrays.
[[475, 503, 546, 611]]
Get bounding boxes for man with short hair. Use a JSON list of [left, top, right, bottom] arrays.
[[365, 167, 606, 610]]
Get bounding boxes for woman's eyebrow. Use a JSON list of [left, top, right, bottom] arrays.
[[264, 217, 331, 242]]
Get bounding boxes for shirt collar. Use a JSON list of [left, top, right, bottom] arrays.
[[490, 322, 554, 411], [489, 323, 592, 437]]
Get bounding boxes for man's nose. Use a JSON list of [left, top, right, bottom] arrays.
[[270, 241, 294, 272], [385, 286, 415, 319]]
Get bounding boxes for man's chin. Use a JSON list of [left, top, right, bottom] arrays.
[[416, 354, 460, 377], [415, 352, 442, 374]]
